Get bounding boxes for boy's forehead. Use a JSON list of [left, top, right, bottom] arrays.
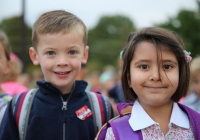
[[38, 28, 84, 41], [36, 31, 85, 49]]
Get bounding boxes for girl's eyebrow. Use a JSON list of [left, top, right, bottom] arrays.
[[134, 59, 151, 65], [134, 59, 177, 65], [162, 59, 177, 65]]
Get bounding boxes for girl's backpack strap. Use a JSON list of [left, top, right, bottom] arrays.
[[12, 88, 38, 140], [86, 91, 112, 133], [117, 102, 133, 117], [96, 102, 142, 140], [178, 103, 200, 140], [109, 114, 142, 140]]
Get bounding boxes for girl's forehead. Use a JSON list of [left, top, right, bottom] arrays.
[[132, 42, 177, 61]]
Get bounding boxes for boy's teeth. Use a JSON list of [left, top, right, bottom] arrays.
[[58, 72, 66, 74]]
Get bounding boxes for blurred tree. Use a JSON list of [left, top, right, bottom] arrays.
[[88, 15, 136, 72], [156, 10, 200, 57], [0, 16, 32, 72]]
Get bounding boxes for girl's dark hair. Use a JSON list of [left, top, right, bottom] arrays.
[[121, 27, 190, 102]]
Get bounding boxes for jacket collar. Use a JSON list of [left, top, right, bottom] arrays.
[[36, 79, 88, 96]]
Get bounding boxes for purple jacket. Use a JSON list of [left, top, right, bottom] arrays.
[[96, 103, 200, 140]]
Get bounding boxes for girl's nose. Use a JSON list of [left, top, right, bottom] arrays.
[[149, 68, 161, 81]]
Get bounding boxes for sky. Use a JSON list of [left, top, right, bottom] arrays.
[[0, 0, 198, 30]]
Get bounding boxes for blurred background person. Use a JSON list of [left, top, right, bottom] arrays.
[[86, 71, 101, 93], [108, 57, 124, 104], [76, 64, 88, 81], [18, 73, 31, 89], [182, 56, 200, 113], [99, 65, 117, 97], [29, 68, 44, 88], [0, 30, 12, 124], [99, 65, 119, 115], [1, 52, 29, 95]]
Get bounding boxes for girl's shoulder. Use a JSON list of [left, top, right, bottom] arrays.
[[178, 103, 200, 116]]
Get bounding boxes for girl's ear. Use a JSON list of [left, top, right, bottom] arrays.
[[82, 46, 89, 64], [29, 47, 39, 65]]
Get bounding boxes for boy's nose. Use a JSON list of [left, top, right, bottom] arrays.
[[57, 56, 68, 66], [57, 62, 68, 66]]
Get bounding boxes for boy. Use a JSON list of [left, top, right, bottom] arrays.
[[0, 10, 113, 140]]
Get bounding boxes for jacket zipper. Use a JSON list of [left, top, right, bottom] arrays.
[[59, 83, 75, 140]]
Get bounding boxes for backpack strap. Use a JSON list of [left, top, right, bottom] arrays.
[[85, 91, 112, 133], [12, 88, 38, 140], [95, 102, 143, 140], [109, 114, 142, 140], [178, 103, 200, 140]]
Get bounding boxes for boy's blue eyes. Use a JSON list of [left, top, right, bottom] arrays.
[[47, 51, 55, 55], [46, 50, 77, 55], [68, 50, 77, 55]]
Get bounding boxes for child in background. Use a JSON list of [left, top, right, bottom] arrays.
[[182, 56, 200, 113], [1, 52, 29, 95], [76, 64, 88, 80], [0, 10, 113, 140], [98, 27, 200, 140], [0, 31, 12, 124]]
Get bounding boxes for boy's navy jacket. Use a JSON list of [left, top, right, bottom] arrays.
[[0, 80, 98, 140]]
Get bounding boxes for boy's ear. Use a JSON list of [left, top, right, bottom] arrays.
[[82, 46, 89, 64], [29, 47, 39, 65]]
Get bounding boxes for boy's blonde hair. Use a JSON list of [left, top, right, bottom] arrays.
[[190, 56, 200, 80], [0, 31, 11, 61], [32, 10, 88, 48]]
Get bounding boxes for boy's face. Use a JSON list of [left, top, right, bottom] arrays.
[[0, 43, 11, 83], [29, 31, 88, 94]]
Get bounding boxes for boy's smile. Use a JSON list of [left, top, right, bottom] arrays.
[[29, 31, 88, 94], [128, 41, 179, 107]]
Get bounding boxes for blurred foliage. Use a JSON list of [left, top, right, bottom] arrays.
[[156, 10, 200, 57], [88, 15, 136, 72], [0, 16, 33, 74], [1, 7, 200, 74]]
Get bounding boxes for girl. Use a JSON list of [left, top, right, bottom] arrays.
[[102, 27, 200, 140], [0, 31, 12, 124]]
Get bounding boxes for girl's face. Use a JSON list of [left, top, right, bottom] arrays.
[[128, 41, 179, 107]]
